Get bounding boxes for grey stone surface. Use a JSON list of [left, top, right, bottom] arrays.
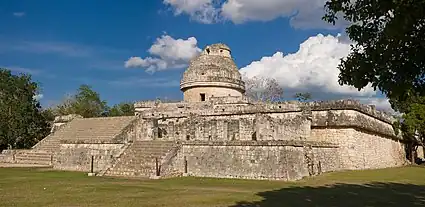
[[54, 144, 124, 172], [177, 142, 336, 181]]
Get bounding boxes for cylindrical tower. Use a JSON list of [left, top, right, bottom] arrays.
[[180, 43, 245, 102]]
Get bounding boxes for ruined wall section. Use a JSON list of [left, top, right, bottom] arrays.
[[310, 128, 406, 170], [138, 112, 310, 142], [311, 110, 395, 137], [54, 144, 124, 172], [135, 99, 395, 143], [171, 141, 339, 180], [54, 117, 138, 172]]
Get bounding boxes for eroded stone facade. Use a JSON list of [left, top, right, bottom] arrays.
[[129, 97, 407, 180]]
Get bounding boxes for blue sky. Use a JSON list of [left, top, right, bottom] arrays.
[[0, 0, 392, 111]]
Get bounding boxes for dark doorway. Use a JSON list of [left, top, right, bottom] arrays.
[[200, 93, 206, 101]]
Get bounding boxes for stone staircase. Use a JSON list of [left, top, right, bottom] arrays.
[[1, 116, 136, 166], [14, 150, 53, 165], [0, 150, 53, 165], [104, 141, 176, 178], [32, 134, 61, 152]]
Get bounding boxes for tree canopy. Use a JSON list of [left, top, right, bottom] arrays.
[[53, 84, 109, 118], [107, 102, 135, 117], [323, 0, 425, 103], [244, 76, 284, 102], [0, 68, 51, 150], [323, 0, 425, 160]]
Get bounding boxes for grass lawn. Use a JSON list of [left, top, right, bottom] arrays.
[[1, 166, 425, 207]]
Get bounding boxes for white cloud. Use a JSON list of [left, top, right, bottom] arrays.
[[125, 35, 201, 73], [359, 97, 396, 114], [163, 0, 220, 24], [13, 12, 25, 17], [239, 33, 376, 97], [163, 0, 347, 29]]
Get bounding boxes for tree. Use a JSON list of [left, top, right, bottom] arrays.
[[393, 102, 425, 163], [323, 0, 425, 103], [0, 68, 51, 150], [53, 84, 108, 118], [244, 75, 284, 102], [294, 92, 312, 102], [107, 102, 135, 117]]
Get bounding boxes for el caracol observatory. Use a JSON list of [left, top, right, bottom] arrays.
[[0, 42, 413, 182], [180, 43, 246, 102]]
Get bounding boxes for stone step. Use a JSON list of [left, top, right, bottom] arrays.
[[124, 151, 169, 156], [14, 154, 52, 159], [112, 165, 155, 172], [16, 151, 51, 155], [132, 143, 174, 147], [15, 153, 52, 158], [15, 155, 52, 160], [108, 169, 154, 175], [14, 158, 52, 164], [106, 171, 151, 177], [104, 141, 174, 177]]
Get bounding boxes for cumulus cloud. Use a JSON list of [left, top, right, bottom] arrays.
[[163, 0, 220, 24], [163, 0, 347, 29], [359, 97, 396, 114], [125, 35, 201, 73], [239, 33, 376, 97]]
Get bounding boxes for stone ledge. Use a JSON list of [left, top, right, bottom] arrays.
[[307, 99, 394, 124], [136, 100, 394, 126], [60, 140, 125, 144], [311, 109, 397, 138], [181, 140, 338, 148]]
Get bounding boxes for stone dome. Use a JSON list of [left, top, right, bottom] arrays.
[[180, 43, 246, 102]]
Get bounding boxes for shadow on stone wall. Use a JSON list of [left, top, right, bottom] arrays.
[[230, 182, 425, 207]]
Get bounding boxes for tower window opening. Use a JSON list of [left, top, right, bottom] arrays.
[[206, 48, 210, 54], [200, 93, 206, 101]]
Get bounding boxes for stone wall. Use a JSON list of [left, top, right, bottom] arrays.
[[140, 112, 310, 143], [183, 87, 243, 102], [54, 144, 124, 173], [0, 150, 16, 163], [170, 141, 338, 180], [310, 128, 406, 170]]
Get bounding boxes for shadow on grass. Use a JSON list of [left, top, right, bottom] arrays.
[[230, 182, 425, 207]]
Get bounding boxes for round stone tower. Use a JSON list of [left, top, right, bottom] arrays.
[[180, 43, 245, 102]]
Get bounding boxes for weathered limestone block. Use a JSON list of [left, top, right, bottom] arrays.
[[311, 110, 395, 137], [310, 128, 406, 170], [171, 141, 338, 181], [256, 114, 310, 141], [54, 144, 124, 173]]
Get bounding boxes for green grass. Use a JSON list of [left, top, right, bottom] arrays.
[[1, 166, 425, 206]]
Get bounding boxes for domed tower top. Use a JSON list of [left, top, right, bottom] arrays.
[[180, 43, 245, 102]]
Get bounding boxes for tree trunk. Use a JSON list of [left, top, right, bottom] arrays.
[[411, 142, 416, 164]]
